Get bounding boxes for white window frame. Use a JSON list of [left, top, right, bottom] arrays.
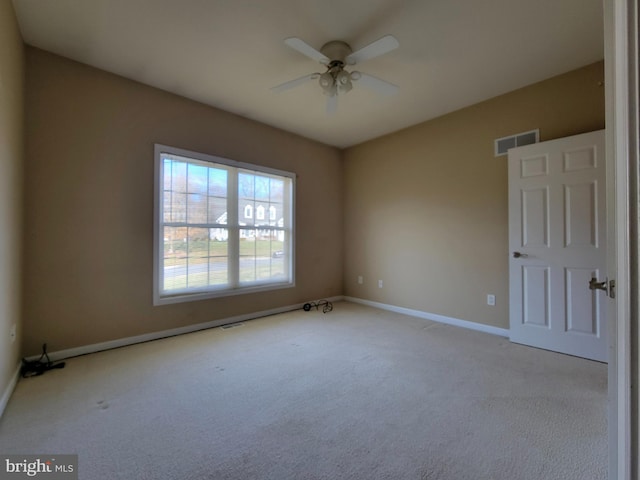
[[153, 144, 295, 305]]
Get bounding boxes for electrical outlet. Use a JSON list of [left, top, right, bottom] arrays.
[[378, 280, 383, 288], [10, 324, 16, 343], [487, 294, 496, 306], [357, 275, 363, 284]]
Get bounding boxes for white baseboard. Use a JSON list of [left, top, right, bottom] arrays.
[[343, 296, 509, 337], [0, 363, 21, 419], [26, 296, 345, 362], [25, 295, 505, 363]]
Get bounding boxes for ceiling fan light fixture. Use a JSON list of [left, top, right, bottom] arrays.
[[319, 72, 332, 87], [319, 72, 336, 95], [322, 84, 337, 97], [337, 71, 352, 94]]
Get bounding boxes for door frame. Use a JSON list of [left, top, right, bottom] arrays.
[[604, 0, 637, 478]]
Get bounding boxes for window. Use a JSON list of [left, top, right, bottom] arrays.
[[154, 144, 295, 305]]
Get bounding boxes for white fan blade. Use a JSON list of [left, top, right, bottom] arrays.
[[352, 72, 399, 95], [284, 38, 330, 65], [271, 73, 319, 93], [326, 95, 338, 115], [345, 35, 399, 65]]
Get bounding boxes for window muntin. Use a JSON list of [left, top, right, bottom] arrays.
[[154, 145, 294, 305]]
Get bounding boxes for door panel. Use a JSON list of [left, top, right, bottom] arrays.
[[522, 188, 549, 247], [522, 266, 550, 327], [564, 267, 599, 335], [564, 182, 597, 247], [508, 130, 607, 362]]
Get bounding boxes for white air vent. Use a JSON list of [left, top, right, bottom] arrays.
[[494, 129, 539, 157], [220, 322, 244, 330]]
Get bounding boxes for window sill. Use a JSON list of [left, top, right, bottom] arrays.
[[153, 281, 295, 306]]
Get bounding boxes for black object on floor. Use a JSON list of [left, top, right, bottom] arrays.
[[302, 299, 333, 313], [21, 343, 66, 378]]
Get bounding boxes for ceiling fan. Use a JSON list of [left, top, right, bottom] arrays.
[[271, 35, 400, 114]]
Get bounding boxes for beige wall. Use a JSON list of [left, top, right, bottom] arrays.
[[21, 48, 605, 355], [23, 48, 343, 356], [0, 1, 24, 393], [343, 62, 605, 329]]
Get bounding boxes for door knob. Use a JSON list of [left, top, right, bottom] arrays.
[[513, 252, 528, 258], [589, 277, 607, 291], [589, 277, 615, 298]]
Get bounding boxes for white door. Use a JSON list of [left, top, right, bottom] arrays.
[[508, 130, 608, 362]]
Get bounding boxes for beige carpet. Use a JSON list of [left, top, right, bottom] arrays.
[[0, 302, 607, 479]]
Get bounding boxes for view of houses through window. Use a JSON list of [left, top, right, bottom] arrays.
[[155, 146, 294, 304]]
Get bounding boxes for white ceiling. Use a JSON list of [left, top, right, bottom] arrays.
[[12, 0, 604, 148]]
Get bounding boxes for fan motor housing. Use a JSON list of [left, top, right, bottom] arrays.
[[320, 40, 352, 63]]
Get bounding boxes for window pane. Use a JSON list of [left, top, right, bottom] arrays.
[[255, 175, 269, 201], [163, 158, 173, 190], [163, 192, 172, 222], [239, 230, 256, 256], [163, 226, 182, 259], [239, 229, 256, 282], [187, 258, 208, 288], [168, 192, 187, 223], [270, 178, 283, 202], [187, 193, 208, 224], [208, 168, 227, 196], [270, 232, 286, 279], [185, 227, 209, 288], [255, 236, 272, 281], [208, 230, 228, 285], [209, 257, 228, 285], [187, 163, 208, 194], [239, 173, 254, 199], [238, 228, 288, 284], [172, 161, 187, 193], [163, 225, 186, 291], [163, 227, 229, 292], [164, 256, 187, 291], [208, 196, 226, 225]]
